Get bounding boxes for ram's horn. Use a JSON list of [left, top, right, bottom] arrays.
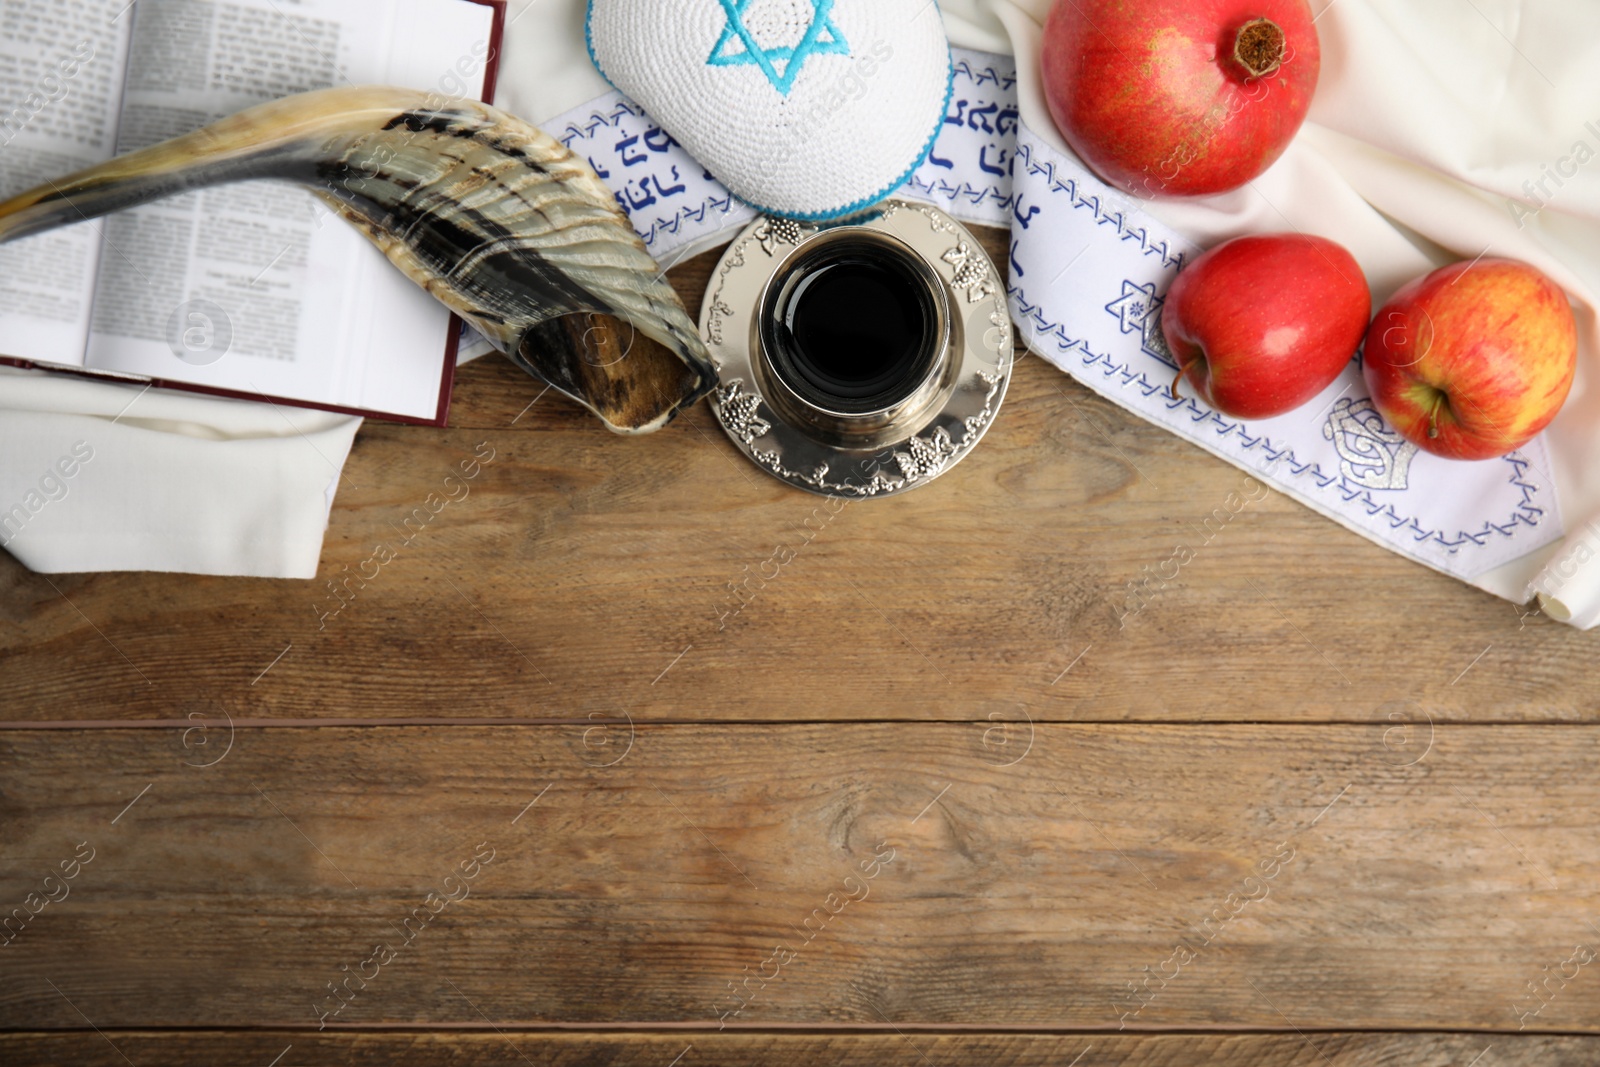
[[0, 86, 716, 434]]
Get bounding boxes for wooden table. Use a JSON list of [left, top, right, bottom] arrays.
[[3, 227, 1597, 1065]]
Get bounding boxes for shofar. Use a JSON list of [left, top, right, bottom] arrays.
[[0, 86, 717, 434]]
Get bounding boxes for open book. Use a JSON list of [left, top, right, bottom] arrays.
[[0, 0, 505, 425]]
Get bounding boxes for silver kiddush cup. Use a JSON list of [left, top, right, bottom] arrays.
[[702, 200, 1014, 498]]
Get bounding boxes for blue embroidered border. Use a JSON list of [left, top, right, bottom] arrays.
[[1014, 142, 1186, 270], [950, 56, 1016, 90], [1009, 283, 1546, 553], [556, 99, 743, 248]]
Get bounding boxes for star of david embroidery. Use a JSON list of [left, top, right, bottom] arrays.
[[707, 0, 851, 96], [1105, 279, 1159, 335]]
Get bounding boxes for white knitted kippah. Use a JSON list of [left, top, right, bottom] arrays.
[[586, 0, 952, 220]]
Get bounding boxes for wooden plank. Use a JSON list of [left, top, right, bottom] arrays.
[[0, 228, 1587, 726], [0, 1030, 1583, 1067], [2, 724, 1597, 1031]]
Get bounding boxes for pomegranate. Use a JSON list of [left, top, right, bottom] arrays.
[[1041, 0, 1320, 197]]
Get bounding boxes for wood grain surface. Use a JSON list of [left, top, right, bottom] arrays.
[[4, 222, 1597, 1064], [1, 1031, 1592, 1067], [2, 725, 1597, 1033], [0, 229, 1588, 726]]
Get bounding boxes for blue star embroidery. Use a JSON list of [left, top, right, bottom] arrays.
[[707, 0, 851, 96], [1105, 279, 1158, 335]]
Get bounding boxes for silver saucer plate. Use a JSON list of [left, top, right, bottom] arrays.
[[701, 200, 1015, 498]]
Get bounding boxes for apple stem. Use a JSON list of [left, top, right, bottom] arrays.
[[1428, 395, 1444, 439], [1170, 368, 1184, 400], [1231, 18, 1286, 79]]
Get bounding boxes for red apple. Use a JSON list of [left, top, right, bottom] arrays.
[[1041, 0, 1320, 197], [1362, 259, 1577, 461], [1163, 234, 1371, 419]]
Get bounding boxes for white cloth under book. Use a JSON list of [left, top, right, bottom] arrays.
[[0, 366, 357, 578]]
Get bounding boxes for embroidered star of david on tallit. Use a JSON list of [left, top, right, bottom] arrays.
[[1106, 279, 1160, 335]]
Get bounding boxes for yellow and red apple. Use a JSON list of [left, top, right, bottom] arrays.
[[1362, 259, 1577, 461]]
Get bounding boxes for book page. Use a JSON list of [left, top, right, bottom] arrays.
[[0, 0, 132, 368], [83, 0, 496, 420]]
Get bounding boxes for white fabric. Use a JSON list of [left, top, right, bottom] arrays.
[[998, 8, 1565, 584], [586, 0, 952, 219], [990, 0, 1600, 623], [1008, 123, 1560, 582], [0, 366, 358, 578], [499, 0, 1600, 627]]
